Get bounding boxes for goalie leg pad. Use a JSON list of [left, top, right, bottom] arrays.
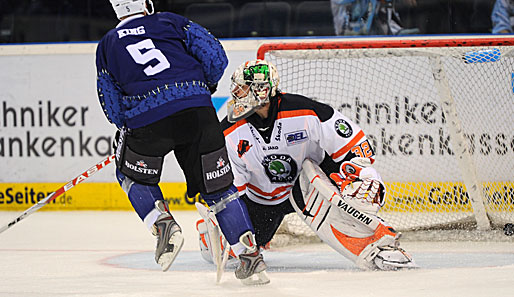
[[351, 224, 398, 270], [297, 159, 417, 269], [195, 216, 237, 265], [196, 218, 215, 264], [196, 202, 243, 284], [328, 216, 418, 271]]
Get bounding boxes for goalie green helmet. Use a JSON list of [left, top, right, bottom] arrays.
[[227, 60, 280, 123], [110, 0, 154, 20]]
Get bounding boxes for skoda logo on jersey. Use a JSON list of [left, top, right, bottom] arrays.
[[334, 119, 353, 138], [262, 154, 298, 183]]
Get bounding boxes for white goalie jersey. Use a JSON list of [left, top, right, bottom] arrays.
[[221, 93, 375, 206]]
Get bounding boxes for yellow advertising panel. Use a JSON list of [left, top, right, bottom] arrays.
[[0, 183, 203, 211], [0, 181, 512, 212], [383, 181, 514, 212]]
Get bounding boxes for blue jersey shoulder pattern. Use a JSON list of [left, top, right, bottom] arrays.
[[97, 69, 125, 128], [184, 21, 228, 85]]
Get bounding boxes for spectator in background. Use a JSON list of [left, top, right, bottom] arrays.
[[492, 0, 514, 33], [331, 0, 418, 35]]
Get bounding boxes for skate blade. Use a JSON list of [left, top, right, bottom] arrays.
[[158, 232, 185, 272], [240, 271, 270, 286], [376, 248, 419, 270], [381, 260, 419, 270]]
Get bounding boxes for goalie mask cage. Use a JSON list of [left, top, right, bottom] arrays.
[[257, 37, 514, 234]]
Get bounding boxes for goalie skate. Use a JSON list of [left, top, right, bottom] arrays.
[[356, 231, 418, 270], [152, 200, 184, 272], [373, 234, 418, 270]]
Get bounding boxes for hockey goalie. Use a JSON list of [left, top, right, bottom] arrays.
[[196, 59, 417, 274]]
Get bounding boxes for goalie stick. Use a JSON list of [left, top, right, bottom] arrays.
[[0, 154, 116, 234]]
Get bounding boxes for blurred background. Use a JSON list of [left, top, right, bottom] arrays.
[[0, 0, 499, 44]]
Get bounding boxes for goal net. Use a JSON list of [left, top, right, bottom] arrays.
[[257, 37, 514, 239]]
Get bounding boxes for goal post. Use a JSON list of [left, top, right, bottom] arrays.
[[257, 37, 514, 232]]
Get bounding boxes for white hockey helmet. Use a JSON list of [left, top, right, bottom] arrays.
[[227, 60, 280, 123], [109, 0, 154, 20]]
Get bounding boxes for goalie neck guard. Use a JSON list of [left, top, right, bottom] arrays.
[[227, 60, 280, 123], [110, 0, 154, 20]]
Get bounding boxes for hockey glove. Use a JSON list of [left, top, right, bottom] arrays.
[[330, 157, 386, 211]]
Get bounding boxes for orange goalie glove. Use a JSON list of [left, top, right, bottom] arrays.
[[329, 157, 386, 212]]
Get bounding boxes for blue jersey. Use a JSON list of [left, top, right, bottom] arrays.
[[96, 12, 228, 129]]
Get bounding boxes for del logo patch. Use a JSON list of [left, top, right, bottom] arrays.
[[334, 119, 353, 138], [262, 154, 298, 183], [285, 130, 308, 146]]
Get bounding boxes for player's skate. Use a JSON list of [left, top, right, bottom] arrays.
[[152, 200, 184, 272], [234, 231, 270, 286]]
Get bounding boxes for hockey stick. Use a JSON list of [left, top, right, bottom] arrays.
[[217, 236, 230, 284], [0, 154, 116, 234], [195, 202, 227, 284]]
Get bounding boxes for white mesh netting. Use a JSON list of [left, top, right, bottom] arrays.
[[261, 39, 514, 243]]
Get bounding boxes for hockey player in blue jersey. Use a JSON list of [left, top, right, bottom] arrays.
[[96, 0, 267, 283]]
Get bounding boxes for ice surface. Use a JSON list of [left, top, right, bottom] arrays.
[[0, 211, 513, 297]]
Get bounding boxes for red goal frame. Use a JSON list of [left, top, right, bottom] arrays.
[[257, 37, 514, 60]]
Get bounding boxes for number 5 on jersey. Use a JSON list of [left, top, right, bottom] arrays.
[[126, 39, 170, 76]]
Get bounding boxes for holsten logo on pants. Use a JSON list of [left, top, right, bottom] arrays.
[[206, 156, 231, 180], [125, 160, 159, 175]]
